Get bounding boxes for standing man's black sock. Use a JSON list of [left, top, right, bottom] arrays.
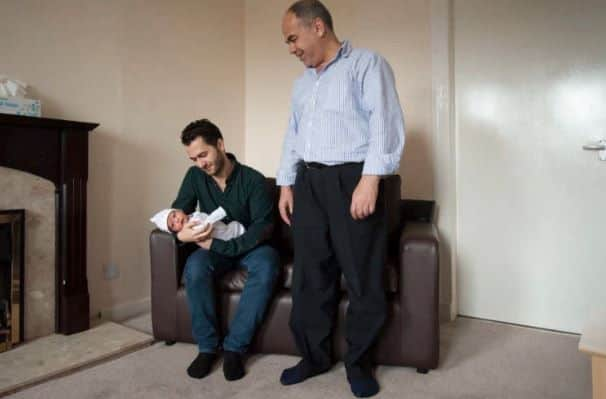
[[280, 360, 330, 385], [348, 374, 380, 398]]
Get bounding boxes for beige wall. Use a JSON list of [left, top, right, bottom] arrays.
[[0, 0, 245, 319], [245, 0, 433, 200]]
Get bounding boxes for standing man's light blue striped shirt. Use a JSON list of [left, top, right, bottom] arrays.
[[276, 40, 405, 186]]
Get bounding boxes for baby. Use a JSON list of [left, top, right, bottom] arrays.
[[150, 206, 245, 241]]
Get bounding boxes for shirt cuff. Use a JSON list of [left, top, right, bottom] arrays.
[[362, 155, 400, 176], [276, 171, 297, 186]]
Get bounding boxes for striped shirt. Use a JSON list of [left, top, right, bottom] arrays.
[[276, 40, 405, 186]]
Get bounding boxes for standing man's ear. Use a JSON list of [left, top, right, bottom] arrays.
[[314, 17, 325, 37]]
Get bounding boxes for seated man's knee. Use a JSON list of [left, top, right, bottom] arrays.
[[250, 245, 280, 285], [184, 249, 214, 285]]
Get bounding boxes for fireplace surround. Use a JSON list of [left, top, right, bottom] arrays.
[[0, 114, 97, 335]]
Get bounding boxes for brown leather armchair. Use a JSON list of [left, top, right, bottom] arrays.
[[149, 176, 439, 372]]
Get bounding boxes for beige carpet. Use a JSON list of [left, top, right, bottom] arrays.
[[0, 322, 153, 397], [3, 315, 592, 399]]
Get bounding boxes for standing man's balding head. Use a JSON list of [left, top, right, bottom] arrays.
[[282, 0, 340, 70], [287, 0, 334, 32]]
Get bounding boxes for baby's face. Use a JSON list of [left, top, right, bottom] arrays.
[[167, 210, 188, 233]]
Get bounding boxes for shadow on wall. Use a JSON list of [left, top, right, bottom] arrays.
[[86, 128, 118, 315], [435, 201, 453, 321], [399, 128, 434, 200]]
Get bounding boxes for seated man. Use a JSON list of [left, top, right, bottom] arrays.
[[171, 118, 279, 381]]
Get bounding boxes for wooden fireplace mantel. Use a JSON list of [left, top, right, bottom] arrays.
[[0, 114, 98, 334]]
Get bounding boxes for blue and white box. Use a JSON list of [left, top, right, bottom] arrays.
[[0, 97, 41, 117]]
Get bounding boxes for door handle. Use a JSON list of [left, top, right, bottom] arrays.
[[583, 139, 606, 161], [583, 140, 606, 151]]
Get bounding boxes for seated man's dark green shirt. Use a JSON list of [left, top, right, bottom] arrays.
[[172, 153, 273, 258]]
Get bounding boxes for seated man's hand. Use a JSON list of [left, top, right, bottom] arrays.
[[350, 175, 380, 220], [177, 220, 213, 243]]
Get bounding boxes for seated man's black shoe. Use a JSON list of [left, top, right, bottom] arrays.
[[223, 350, 245, 381], [187, 352, 216, 379], [347, 375, 380, 398], [280, 360, 330, 385]]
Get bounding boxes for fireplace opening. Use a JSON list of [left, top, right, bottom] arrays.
[[0, 209, 24, 353]]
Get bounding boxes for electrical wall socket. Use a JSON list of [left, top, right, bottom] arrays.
[[103, 263, 120, 280]]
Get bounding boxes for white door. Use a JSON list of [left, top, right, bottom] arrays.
[[455, 0, 606, 332]]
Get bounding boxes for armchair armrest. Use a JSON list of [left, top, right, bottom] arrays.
[[149, 229, 180, 341], [398, 222, 440, 369]]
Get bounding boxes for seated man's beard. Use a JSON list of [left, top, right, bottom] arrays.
[[212, 156, 225, 175]]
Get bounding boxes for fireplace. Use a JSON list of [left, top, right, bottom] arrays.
[[0, 114, 97, 335], [0, 210, 24, 352]]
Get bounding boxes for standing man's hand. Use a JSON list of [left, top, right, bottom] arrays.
[[279, 186, 294, 226], [177, 220, 214, 243], [351, 175, 380, 220]]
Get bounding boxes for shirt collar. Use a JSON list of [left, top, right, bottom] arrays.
[[339, 40, 352, 58], [308, 40, 352, 75], [225, 153, 240, 185], [329, 40, 352, 64]]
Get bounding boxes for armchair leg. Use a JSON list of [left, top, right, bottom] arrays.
[[165, 340, 176, 346], [416, 368, 429, 374]]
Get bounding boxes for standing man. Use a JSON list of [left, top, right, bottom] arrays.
[[173, 118, 279, 381], [277, 1, 405, 397]]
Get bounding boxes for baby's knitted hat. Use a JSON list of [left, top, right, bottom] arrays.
[[150, 208, 174, 232]]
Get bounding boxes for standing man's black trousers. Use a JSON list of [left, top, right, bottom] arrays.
[[290, 162, 387, 379]]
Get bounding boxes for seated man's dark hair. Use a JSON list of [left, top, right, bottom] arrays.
[[288, 0, 334, 32], [181, 118, 223, 146]]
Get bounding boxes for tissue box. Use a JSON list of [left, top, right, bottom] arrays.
[[0, 97, 41, 117]]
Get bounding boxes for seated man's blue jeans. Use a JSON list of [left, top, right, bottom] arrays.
[[182, 244, 279, 354]]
